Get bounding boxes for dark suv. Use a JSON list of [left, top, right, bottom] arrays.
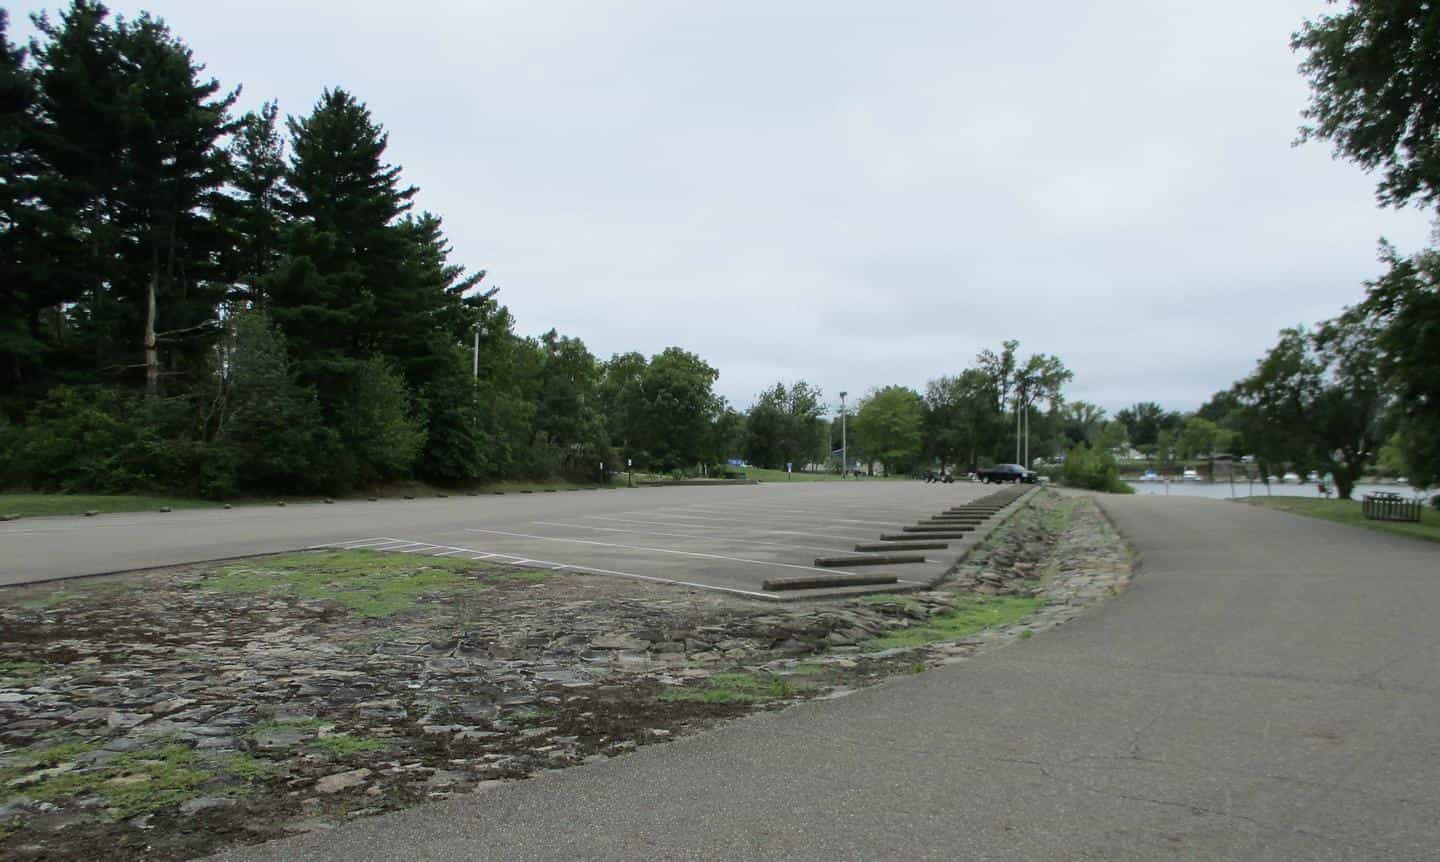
[[977, 463, 1037, 484]]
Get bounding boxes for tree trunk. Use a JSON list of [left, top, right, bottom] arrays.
[[144, 260, 159, 396]]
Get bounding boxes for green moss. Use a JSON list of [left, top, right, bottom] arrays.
[[0, 660, 47, 686], [865, 596, 1042, 651], [657, 671, 814, 704], [509, 706, 556, 722], [1, 743, 216, 820], [205, 550, 495, 617], [219, 753, 279, 782], [309, 734, 386, 757]]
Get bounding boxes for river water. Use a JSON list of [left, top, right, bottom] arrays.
[[1123, 479, 1431, 500]]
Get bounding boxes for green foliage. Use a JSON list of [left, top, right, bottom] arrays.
[[223, 310, 330, 492], [335, 357, 427, 485], [744, 380, 828, 470], [1354, 245, 1440, 489], [1294, 3, 1440, 209], [1233, 320, 1386, 499], [923, 369, 1005, 471], [1060, 443, 1132, 493], [852, 385, 924, 474]]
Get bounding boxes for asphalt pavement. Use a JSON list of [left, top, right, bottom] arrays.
[[0, 482, 1000, 596], [208, 493, 1440, 861]]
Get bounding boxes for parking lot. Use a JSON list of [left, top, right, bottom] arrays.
[[320, 482, 1021, 598], [1, 481, 1025, 598]]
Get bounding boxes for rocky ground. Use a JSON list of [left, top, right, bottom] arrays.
[[0, 490, 1132, 861]]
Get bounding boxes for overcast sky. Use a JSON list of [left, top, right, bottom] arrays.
[[10, 0, 1433, 416]]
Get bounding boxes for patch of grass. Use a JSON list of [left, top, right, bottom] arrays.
[[865, 596, 1043, 651], [205, 550, 494, 617], [219, 753, 279, 782], [1, 742, 215, 820], [0, 660, 47, 686], [788, 662, 827, 676], [0, 493, 222, 519], [657, 671, 814, 704], [1242, 496, 1440, 544], [1, 577, 136, 610], [309, 733, 386, 757]]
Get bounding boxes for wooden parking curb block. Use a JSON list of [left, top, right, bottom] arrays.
[[855, 542, 948, 552], [881, 531, 971, 540], [813, 554, 925, 568], [764, 573, 898, 591], [904, 524, 975, 532]]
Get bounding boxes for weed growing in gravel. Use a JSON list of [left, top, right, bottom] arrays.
[[309, 734, 386, 757], [865, 596, 1042, 651], [205, 550, 496, 617], [657, 672, 814, 704], [0, 660, 47, 685], [1, 743, 213, 820]]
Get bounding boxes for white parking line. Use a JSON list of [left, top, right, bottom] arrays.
[[324, 536, 779, 600], [578, 515, 874, 544], [660, 509, 905, 529], [463, 527, 862, 574], [530, 521, 865, 556]]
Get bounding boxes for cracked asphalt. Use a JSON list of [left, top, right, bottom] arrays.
[[210, 493, 1440, 861]]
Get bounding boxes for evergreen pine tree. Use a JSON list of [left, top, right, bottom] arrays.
[[266, 87, 415, 406]]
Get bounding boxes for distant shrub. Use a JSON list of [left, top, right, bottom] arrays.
[[708, 464, 746, 479], [1061, 443, 1133, 494]]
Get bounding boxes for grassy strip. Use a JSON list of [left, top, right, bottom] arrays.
[[202, 550, 515, 617], [657, 671, 816, 704], [1242, 496, 1440, 545], [0, 494, 221, 518], [865, 595, 1043, 651]]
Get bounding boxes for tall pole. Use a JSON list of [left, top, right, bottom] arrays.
[[840, 391, 848, 478], [1015, 396, 1022, 463], [1023, 404, 1029, 468], [472, 326, 480, 379]]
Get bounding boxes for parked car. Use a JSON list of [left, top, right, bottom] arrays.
[[977, 463, 1037, 484]]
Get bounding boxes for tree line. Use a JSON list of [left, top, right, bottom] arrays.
[[0, 3, 748, 495]]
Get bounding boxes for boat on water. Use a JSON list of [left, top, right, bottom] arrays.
[[1138, 470, 1159, 483], [1181, 469, 1201, 482], [1282, 472, 1301, 483]]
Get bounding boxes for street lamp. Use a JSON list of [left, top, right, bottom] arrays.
[[839, 391, 848, 478]]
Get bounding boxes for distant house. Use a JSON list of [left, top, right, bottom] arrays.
[[1209, 453, 1236, 481]]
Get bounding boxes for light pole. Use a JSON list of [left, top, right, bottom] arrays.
[[472, 324, 481, 379], [839, 391, 848, 478]]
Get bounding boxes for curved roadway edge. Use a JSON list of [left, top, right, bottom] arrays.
[[208, 493, 1439, 861]]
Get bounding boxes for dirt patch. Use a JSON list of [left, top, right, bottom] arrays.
[[0, 490, 1130, 861]]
